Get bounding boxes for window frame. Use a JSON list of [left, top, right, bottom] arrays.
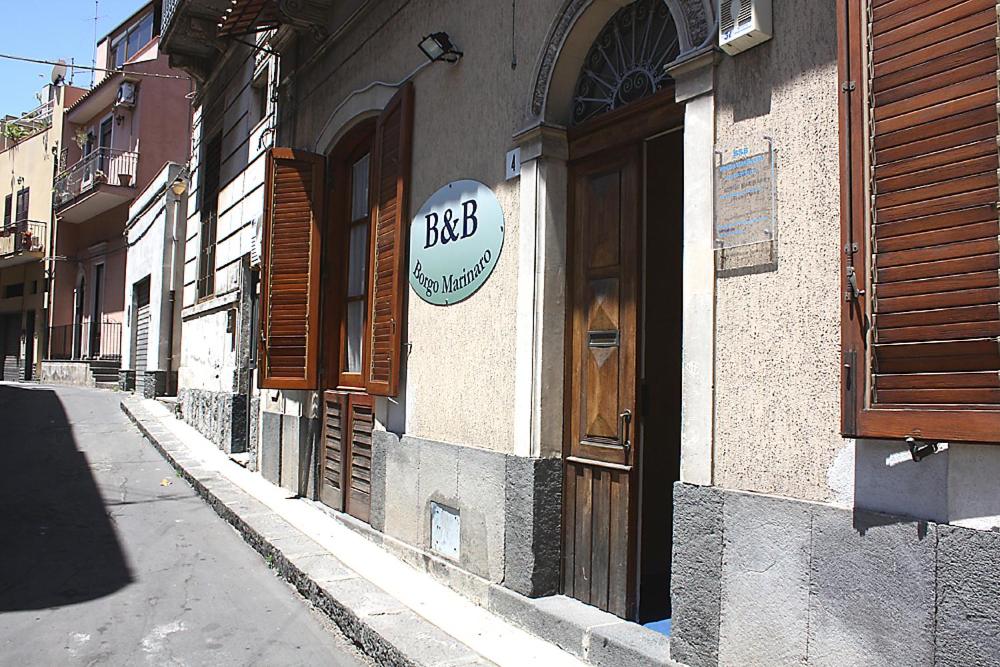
[[197, 135, 222, 301], [838, 0, 1000, 444], [109, 10, 155, 69], [321, 119, 376, 392], [15, 187, 29, 223]]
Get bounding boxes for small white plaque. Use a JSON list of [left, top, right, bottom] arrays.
[[505, 147, 521, 180], [430, 502, 460, 560]]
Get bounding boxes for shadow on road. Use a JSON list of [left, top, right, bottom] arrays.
[[0, 384, 132, 611]]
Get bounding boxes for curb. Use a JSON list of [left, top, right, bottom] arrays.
[[121, 398, 493, 667]]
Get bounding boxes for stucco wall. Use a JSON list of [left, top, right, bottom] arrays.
[[288, 0, 563, 454], [711, 0, 845, 502], [180, 42, 273, 393]]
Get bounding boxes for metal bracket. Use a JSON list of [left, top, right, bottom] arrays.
[[906, 437, 945, 462], [842, 80, 856, 92], [846, 265, 865, 302]]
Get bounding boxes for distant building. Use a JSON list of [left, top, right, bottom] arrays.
[[0, 83, 85, 381], [42, 0, 190, 388]]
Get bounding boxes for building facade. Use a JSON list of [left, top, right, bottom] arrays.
[[158, 10, 278, 456], [162, 1, 1000, 665], [0, 84, 85, 382], [43, 0, 191, 388], [120, 162, 188, 397]]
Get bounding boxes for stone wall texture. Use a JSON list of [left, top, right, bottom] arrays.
[[179, 388, 247, 454], [673, 483, 1000, 667], [375, 432, 562, 598]]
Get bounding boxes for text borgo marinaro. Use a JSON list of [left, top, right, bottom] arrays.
[[411, 199, 493, 299]]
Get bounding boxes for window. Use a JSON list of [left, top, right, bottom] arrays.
[[341, 149, 371, 385], [3, 195, 10, 227], [15, 188, 28, 223], [109, 11, 155, 69], [197, 136, 221, 299], [839, 0, 1000, 442], [4, 283, 23, 299], [258, 84, 413, 394], [251, 67, 269, 129]]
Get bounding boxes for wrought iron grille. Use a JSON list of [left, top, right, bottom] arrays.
[[162, 0, 182, 33], [0, 220, 45, 257], [54, 148, 139, 208], [571, 0, 680, 126]]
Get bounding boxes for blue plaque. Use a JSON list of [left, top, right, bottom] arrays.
[[409, 180, 505, 306]]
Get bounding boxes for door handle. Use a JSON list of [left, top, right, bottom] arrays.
[[619, 409, 632, 458]]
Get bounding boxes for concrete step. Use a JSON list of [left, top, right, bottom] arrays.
[[95, 381, 119, 390]]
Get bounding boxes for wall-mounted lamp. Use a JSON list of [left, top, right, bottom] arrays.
[[419, 32, 463, 63], [170, 176, 188, 197]]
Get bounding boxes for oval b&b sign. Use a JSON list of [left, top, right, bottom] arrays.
[[409, 180, 504, 306]]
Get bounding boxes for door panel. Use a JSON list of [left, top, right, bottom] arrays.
[[321, 391, 346, 511], [564, 147, 641, 619], [347, 395, 374, 523], [320, 390, 373, 523]]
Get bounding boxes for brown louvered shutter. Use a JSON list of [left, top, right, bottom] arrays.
[[840, 0, 1000, 441], [366, 83, 414, 397], [346, 394, 374, 523], [259, 148, 324, 390], [320, 391, 346, 511], [319, 391, 373, 522]]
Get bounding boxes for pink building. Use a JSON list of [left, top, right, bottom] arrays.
[[43, 1, 191, 386]]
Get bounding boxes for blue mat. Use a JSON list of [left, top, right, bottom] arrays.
[[643, 618, 672, 637]]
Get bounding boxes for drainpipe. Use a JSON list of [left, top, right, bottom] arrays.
[[166, 170, 188, 395]]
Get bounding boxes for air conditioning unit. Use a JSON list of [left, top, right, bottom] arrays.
[[115, 82, 137, 108], [719, 0, 772, 55]]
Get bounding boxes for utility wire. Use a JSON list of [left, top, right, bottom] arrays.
[[0, 52, 190, 81]]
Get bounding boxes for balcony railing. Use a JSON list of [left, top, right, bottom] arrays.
[[48, 321, 122, 361], [1, 100, 54, 150], [162, 0, 181, 34], [0, 220, 45, 257], [54, 148, 139, 209]]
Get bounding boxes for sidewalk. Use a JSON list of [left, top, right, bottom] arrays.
[[121, 396, 589, 667]]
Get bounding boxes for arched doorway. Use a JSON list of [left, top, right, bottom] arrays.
[[560, 0, 687, 623]]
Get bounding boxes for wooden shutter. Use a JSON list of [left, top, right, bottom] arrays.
[[346, 394, 374, 523], [366, 83, 414, 396], [320, 391, 346, 511], [319, 390, 373, 523], [15, 189, 28, 222], [259, 148, 324, 390], [840, 0, 1000, 442]]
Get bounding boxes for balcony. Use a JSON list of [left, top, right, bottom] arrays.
[[0, 100, 53, 151], [161, 0, 332, 80], [0, 220, 46, 268], [54, 148, 139, 223], [159, 0, 231, 81]]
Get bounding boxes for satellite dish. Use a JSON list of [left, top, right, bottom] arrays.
[[51, 60, 67, 85]]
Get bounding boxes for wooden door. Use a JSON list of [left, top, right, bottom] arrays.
[[564, 146, 641, 619], [320, 391, 374, 522], [134, 281, 151, 395]]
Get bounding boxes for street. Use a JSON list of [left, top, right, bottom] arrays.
[[0, 382, 369, 667]]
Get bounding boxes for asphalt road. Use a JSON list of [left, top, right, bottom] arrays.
[[0, 382, 370, 667]]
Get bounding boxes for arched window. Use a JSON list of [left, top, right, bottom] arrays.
[[571, 0, 680, 125]]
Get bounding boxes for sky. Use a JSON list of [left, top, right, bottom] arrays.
[[0, 0, 144, 116]]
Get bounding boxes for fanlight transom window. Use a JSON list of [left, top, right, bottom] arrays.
[[572, 0, 680, 125]]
